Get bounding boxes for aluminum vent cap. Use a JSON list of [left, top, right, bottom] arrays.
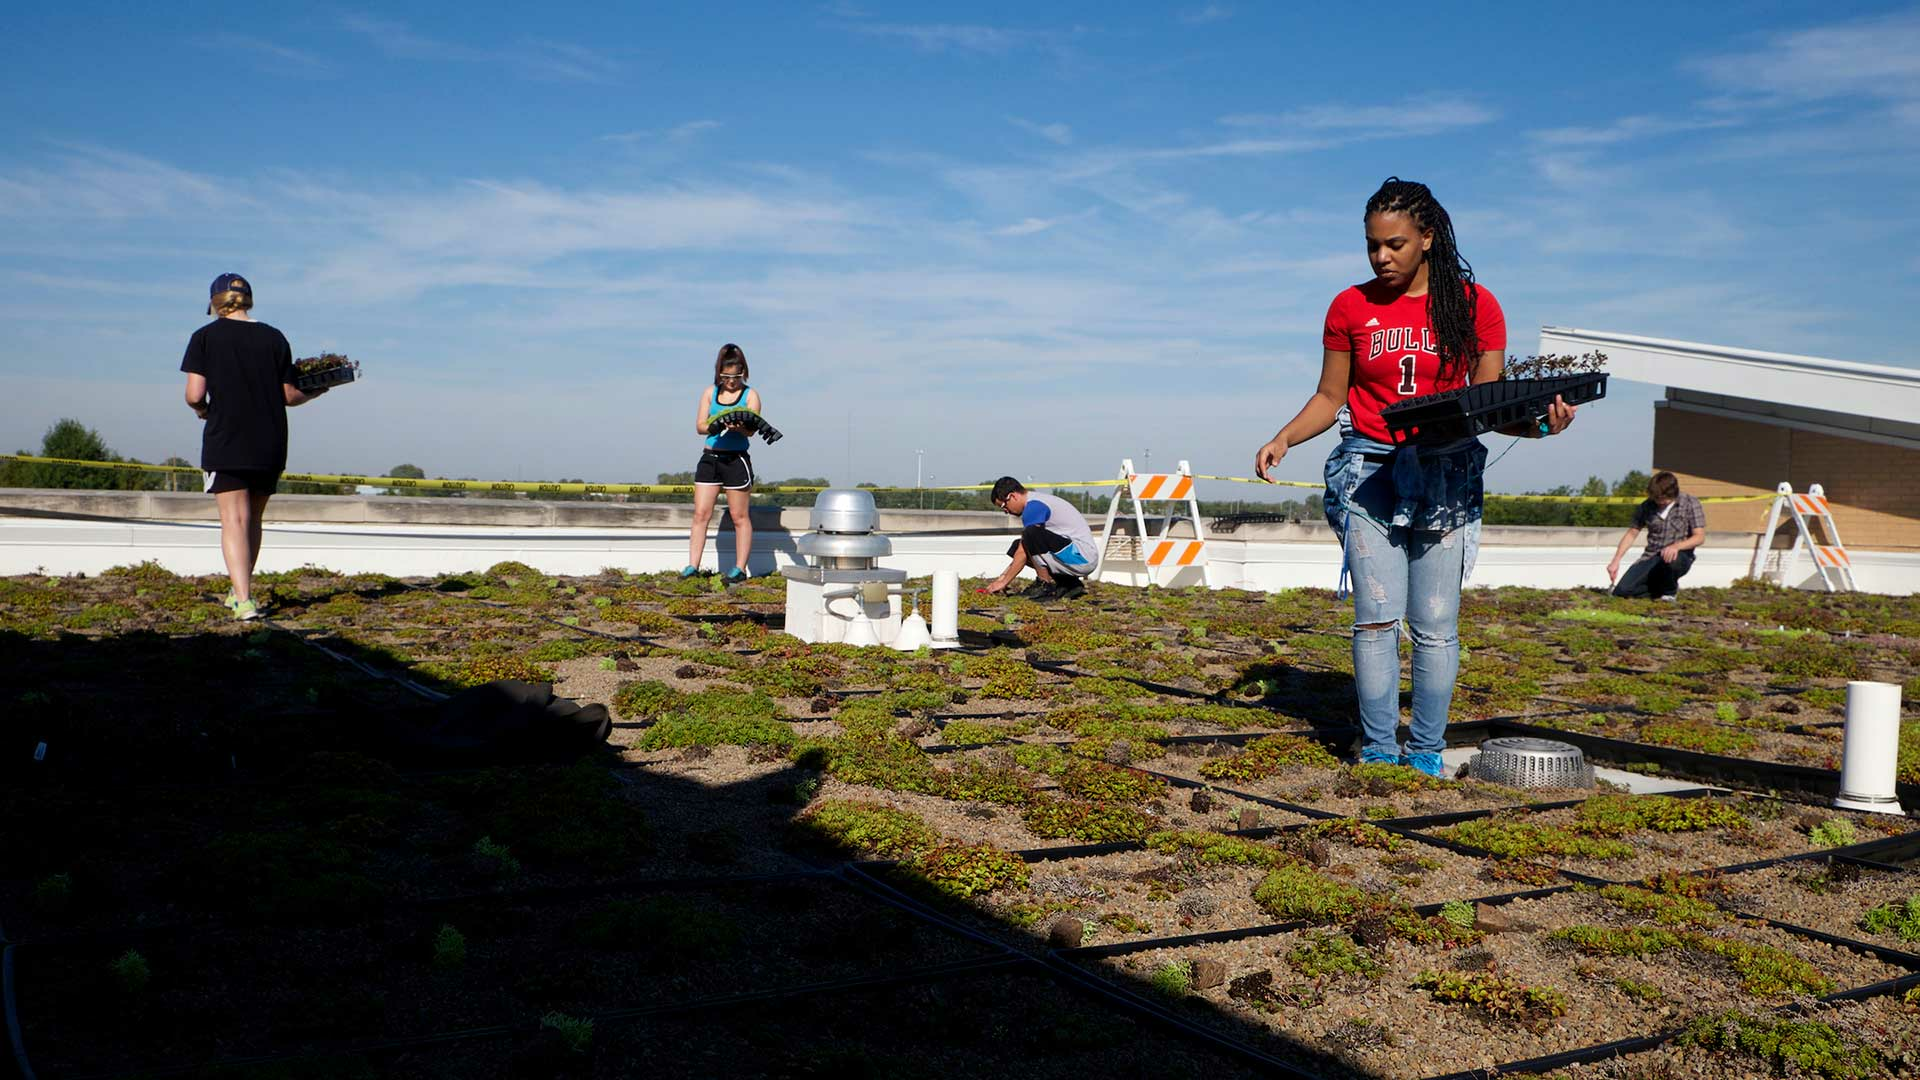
[[810, 489, 880, 534], [1467, 736, 1594, 790]]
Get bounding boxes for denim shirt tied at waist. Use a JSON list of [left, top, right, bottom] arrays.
[[1321, 408, 1486, 596]]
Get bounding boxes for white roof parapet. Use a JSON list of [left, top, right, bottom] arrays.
[[1538, 326, 1920, 425]]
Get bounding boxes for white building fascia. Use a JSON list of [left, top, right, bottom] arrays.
[[1537, 326, 1920, 433]]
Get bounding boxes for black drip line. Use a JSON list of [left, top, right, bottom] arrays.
[[6, 865, 1029, 1080]]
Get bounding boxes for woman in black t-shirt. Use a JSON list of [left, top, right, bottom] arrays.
[[180, 273, 327, 620]]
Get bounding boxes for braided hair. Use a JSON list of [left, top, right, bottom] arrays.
[[1365, 177, 1479, 383]]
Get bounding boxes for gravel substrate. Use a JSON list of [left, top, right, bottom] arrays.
[[1149, 752, 1567, 819], [1418, 796, 1920, 882], [1075, 887, 1912, 1079], [1719, 858, 1920, 953]]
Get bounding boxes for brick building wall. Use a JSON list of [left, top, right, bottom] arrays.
[[1652, 406, 1920, 551]]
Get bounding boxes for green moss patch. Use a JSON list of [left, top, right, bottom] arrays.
[[1199, 734, 1340, 782], [1681, 1011, 1879, 1080], [1145, 830, 1285, 868]]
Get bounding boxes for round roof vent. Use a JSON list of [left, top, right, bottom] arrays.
[[1468, 736, 1594, 790]]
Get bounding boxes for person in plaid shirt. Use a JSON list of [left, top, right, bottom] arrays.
[[1607, 471, 1706, 600]]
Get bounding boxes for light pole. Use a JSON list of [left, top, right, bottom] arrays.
[[916, 449, 925, 510]]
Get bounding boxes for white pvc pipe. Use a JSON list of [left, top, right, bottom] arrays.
[[930, 570, 960, 646], [1835, 681, 1906, 815]]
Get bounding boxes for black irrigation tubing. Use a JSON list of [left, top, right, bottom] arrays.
[[1480, 717, 1908, 807], [53, 952, 1030, 1080], [3, 946, 33, 1080], [1064, 919, 1314, 959], [1035, 949, 1327, 1080], [1061, 883, 1586, 964], [263, 616, 449, 702], [1425, 1032, 1678, 1080], [1124, 766, 1342, 822], [1738, 915, 1920, 973], [838, 864, 1036, 962], [1, 868, 836, 953], [1007, 819, 1303, 865], [1437, 966, 1920, 1080]]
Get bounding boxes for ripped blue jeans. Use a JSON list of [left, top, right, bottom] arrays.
[[1324, 431, 1485, 762]]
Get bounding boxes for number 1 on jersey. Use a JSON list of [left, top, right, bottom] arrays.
[[1397, 353, 1418, 396]]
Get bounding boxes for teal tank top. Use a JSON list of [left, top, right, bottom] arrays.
[[705, 383, 752, 452]]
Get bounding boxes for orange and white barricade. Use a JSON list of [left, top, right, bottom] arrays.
[[1751, 482, 1855, 592], [1094, 459, 1213, 588]]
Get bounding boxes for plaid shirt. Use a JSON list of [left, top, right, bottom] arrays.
[[1633, 493, 1705, 555]]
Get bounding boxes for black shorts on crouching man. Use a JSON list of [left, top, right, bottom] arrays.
[[694, 450, 753, 491]]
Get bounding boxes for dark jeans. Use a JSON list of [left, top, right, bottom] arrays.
[[1613, 551, 1695, 599]]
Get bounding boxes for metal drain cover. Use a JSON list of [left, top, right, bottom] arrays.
[[1468, 737, 1594, 790]]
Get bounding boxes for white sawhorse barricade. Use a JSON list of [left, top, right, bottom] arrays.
[[1750, 482, 1856, 592], [1093, 459, 1214, 588]]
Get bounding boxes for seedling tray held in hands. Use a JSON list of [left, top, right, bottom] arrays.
[[292, 354, 359, 393], [711, 407, 785, 445], [1381, 373, 1606, 444]]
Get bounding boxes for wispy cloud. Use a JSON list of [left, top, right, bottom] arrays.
[[1691, 11, 1920, 109], [1179, 5, 1233, 24], [339, 14, 476, 61], [202, 33, 333, 77], [599, 120, 723, 144], [850, 22, 1052, 55], [338, 14, 620, 83], [1218, 98, 1496, 136], [0, 143, 237, 220], [1528, 114, 1740, 147], [1009, 117, 1073, 145]]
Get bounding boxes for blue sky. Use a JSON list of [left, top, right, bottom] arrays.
[[2, 2, 1917, 497]]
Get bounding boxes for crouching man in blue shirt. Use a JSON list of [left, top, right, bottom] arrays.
[[980, 476, 1097, 600]]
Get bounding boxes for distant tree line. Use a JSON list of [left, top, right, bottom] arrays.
[[3, 418, 1651, 528]]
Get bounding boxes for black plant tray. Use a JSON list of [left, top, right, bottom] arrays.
[[294, 364, 357, 392], [1380, 373, 1606, 444], [711, 407, 784, 445]]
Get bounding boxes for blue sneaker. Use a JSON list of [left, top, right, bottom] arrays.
[[679, 565, 700, 579], [1358, 746, 1401, 765], [723, 566, 749, 584], [1404, 751, 1448, 779]]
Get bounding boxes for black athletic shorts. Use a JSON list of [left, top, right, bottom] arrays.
[[694, 450, 753, 490], [205, 469, 281, 496]]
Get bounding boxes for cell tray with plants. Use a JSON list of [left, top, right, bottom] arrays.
[[710, 406, 784, 444], [292, 353, 360, 393], [1381, 351, 1608, 444]]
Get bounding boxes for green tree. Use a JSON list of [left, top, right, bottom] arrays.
[[382, 462, 450, 498], [159, 456, 201, 493], [30, 418, 121, 489]]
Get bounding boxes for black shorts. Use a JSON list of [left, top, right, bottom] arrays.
[[694, 451, 753, 491], [205, 469, 281, 496]]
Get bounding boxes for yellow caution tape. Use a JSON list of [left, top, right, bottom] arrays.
[[1192, 472, 1771, 504], [0, 455, 1115, 496], [0, 454, 1775, 504]]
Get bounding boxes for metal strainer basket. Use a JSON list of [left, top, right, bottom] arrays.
[[1467, 737, 1594, 790]]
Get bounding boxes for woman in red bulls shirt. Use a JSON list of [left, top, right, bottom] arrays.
[[1251, 178, 1576, 776]]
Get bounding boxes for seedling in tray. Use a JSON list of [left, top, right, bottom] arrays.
[[1380, 351, 1607, 444], [710, 406, 784, 445], [292, 353, 359, 393]]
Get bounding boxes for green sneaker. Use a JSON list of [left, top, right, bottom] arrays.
[[222, 589, 238, 610], [232, 599, 262, 621]]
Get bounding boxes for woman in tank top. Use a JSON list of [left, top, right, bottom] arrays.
[[685, 343, 761, 583]]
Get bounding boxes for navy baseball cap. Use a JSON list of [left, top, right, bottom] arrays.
[[207, 272, 252, 314]]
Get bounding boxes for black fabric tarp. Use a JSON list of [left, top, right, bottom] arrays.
[[389, 680, 610, 764]]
